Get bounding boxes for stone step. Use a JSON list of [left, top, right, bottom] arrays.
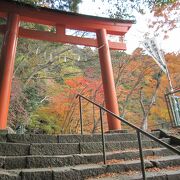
[[0, 155, 179, 180], [91, 169, 180, 180], [0, 138, 170, 156], [0, 131, 161, 143], [132, 170, 180, 180], [0, 171, 20, 180], [0, 142, 79, 156], [58, 131, 161, 143], [80, 138, 171, 154], [1, 147, 179, 170]]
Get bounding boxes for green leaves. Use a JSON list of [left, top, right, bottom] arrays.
[[12, 0, 81, 12], [29, 109, 60, 134]]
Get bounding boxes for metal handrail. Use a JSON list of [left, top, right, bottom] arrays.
[[76, 94, 180, 180]]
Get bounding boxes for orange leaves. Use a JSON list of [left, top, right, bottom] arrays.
[[112, 48, 179, 129], [39, 74, 104, 133], [149, 1, 180, 36], [65, 76, 86, 88], [154, 7, 163, 17]]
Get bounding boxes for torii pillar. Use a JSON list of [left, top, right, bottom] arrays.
[[97, 29, 121, 130], [0, 13, 19, 129]]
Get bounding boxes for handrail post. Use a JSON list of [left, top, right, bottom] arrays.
[[79, 96, 83, 135], [100, 108, 106, 164], [137, 130, 146, 180]]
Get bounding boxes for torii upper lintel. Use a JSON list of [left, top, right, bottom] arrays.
[[0, 0, 132, 50]]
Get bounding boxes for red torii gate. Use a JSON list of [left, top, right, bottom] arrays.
[[0, 0, 133, 131]]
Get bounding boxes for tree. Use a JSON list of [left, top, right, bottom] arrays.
[[12, 0, 82, 12], [28, 107, 60, 134], [110, 48, 178, 130], [8, 77, 28, 129], [139, 71, 163, 130], [149, 0, 180, 35], [103, 0, 178, 19], [103, 0, 179, 37], [13, 35, 104, 134]]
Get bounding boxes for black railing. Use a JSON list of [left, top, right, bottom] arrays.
[[76, 94, 180, 180], [165, 88, 180, 127]]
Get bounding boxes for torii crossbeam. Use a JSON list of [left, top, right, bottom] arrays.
[[0, 0, 133, 131]]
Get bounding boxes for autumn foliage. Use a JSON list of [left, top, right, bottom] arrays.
[[1, 0, 179, 133]]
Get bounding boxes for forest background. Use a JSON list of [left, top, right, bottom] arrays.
[[0, 0, 179, 134]]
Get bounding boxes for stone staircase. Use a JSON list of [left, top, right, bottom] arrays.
[[0, 130, 180, 180]]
